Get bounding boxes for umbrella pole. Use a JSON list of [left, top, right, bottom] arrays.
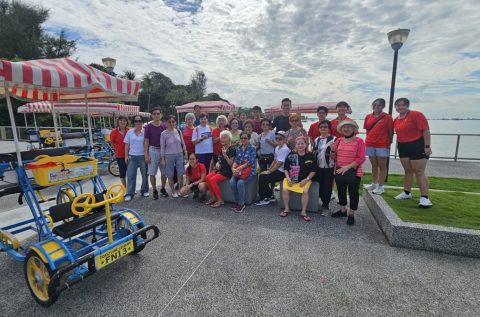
[[51, 102, 60, 147], [69, 115, 73, 128], [23, 113, 28, 129], [5, 90, 23, 165], [33, 112, 38, 131], [85, 94, 94, 156], [82, 114, 85, 131]]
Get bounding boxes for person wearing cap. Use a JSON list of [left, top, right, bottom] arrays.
[[255, 130, 290, 205], [363, 98, 394, 195], [393, 97, 432, 208], [280, 136, 317, 222], [330, 119, 366, 226], [251, 106, 263, 134], [331, 101, 353, 139]]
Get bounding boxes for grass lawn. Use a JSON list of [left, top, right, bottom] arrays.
[[381, 188, 480, 230], [362, 174, 480, 193]]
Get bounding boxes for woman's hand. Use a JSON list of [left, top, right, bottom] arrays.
[[125, 156, 129, 164], [336, 166, 351, 175], [424, 147, 432, 156], [145, 154, 151, 164], [160, 158, 166, 166], [261, 170, 270, 175], [184, 152, 188, 161], [299, 179, 308, 187], [287, 177, 293, 186], [215, 162, 220, 170]]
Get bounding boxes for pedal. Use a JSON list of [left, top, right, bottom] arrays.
[[0, 230, 21, 250]]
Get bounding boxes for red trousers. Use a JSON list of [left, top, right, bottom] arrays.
[[205, 172, 227, 200]]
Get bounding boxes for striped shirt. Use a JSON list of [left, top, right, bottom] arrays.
[[335, 137, 366, 176]]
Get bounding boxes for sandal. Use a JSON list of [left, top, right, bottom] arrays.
[[205, 199, 216, 205], [279, 211, 290, 217], [301, 215, 311, 222], [211, 201, 224, 208]]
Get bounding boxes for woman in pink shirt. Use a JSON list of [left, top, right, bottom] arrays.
[[330, 119, 366, 225]]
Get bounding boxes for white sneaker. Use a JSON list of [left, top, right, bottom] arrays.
[[364, 183, 377, 190], [269, 196, 277, 202], [172, 192, 179, 198], [372, 185, 385, 195], [255, 199, 271, 206], [142, 192, 149, 197], [124, 195, 132, 202], [395, 192, 413, 200], [274, 185, 280, 191], [419, 197, 433, 208]]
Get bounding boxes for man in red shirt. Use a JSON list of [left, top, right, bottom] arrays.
[[308, 105, 329, 147], [331, 101, 352, 138], [251, 106, 263, 134]]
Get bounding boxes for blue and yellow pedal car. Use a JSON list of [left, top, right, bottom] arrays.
[[0, 149, 159, 306]]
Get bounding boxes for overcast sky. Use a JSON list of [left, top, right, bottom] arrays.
[[28, 0, 480, 118]]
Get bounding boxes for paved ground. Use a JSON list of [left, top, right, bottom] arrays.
[[1, 174, 480, 316]]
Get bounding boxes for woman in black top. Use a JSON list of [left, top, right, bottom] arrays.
[[280, 136, 317, 221], [205, 130, 236, 208], [313, 120, 335, 213]]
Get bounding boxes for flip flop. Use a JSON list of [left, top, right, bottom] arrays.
[[279, 211, 289, 217], [211, 202, 224, 208], [205, 200, 216, 205], [301, 215, 311, 222]]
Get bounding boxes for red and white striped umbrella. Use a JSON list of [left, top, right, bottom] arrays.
[[0, 58, 140, 102], [17, 101, 52, 113], [18, 102, 140, 116], [176, 101, 238, 113]]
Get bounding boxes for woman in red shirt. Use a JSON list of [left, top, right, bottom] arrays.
[[393, 98, 432, 208], [179, 153, 207, 199], [211, 115, 228, 172], [109, 116, 129, 187], [182, 113, 195, 156], [363, 98, 394, 195]]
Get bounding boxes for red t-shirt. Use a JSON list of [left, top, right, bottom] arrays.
[[363, 113, 394, 148], [394, 110, 429, 143], [252, 119, 262, 134], [186, 163, 207, 182], [331, 116, 352, 138], [308, 121, 321, 141], [212, 128, 223, 155], [183, 126, 195, 155], [109, 127, 129, 158]]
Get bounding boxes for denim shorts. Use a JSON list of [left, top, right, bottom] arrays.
[[148, 147, 166, 176], [366, 147, 390, 157], [164, 153, 185, 178]]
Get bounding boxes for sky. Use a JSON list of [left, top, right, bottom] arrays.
[[27, 0, 480, 118]]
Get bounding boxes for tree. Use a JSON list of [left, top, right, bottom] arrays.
[[189, 70, 207, 100], [89, 63, 108, 73], [0, 0, 48, 59], [41, 30, 76, 58], [120, 70, 136, 80]]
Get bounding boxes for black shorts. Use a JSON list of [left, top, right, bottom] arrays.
[[398, 138, 429, 160]]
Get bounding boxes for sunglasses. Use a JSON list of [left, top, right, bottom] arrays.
[[319, 126, 329, 129]]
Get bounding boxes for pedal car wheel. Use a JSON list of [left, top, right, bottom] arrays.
[[108, 160, 120, 177], [24, 250, 59, 306], [117, 219, 146, 254]]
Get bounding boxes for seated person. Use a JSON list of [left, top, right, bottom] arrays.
[[280, 136, 317, 222], [179, 153, 208, 199]]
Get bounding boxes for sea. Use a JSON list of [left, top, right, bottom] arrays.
[[302, 118, 480, 160]]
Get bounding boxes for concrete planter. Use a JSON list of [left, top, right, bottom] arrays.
[[364, 189, 480, 258]]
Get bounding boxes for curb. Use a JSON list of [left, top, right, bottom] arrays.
[[363, 189, 480, 258]]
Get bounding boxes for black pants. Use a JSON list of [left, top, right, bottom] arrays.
[[315, 168, 334, 209], [258, 170, 285, 200], [336, 176, 361, 210], [258, 154, 274, 172]]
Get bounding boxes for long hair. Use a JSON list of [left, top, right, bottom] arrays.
[[187, 153, 198, 176]]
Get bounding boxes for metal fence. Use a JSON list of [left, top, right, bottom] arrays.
[[1, 126, 479, 162]]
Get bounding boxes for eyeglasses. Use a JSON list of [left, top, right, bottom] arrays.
[[134, 120, 143, 123], [240, 137, 248, 140], [167, 120, 175, 123], [152, 112, 161, 115], [319, 126, 329, 129], [231, 122, 239, 125]]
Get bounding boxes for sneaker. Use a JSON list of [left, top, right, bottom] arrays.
[[182, 193, 190, 198], [153, 189, 159, 200], [372, 185, 385, 195], [172, 192, 179, 198], [192, 191, 199, 199], [347, 215, 355, 225], [269, 196, 276, 202], [124, 195, 132, 202], [142, 192, 149, 197], [419, 197, 433, 208], [274, 185, 280, 191], [160, 188, 169, 197], [319, 207, 329, 217], [330, 192, 337, 201], [235, 204, 245, 213], [231, 204, 239, 211], [364, 183, 377, 190], [331, 210, 347, 218], [395, 192, 413, 200], [255, 199, 271, 206]]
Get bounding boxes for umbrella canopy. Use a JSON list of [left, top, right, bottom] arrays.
[[264, 102, 340, 116], [139, 112, 151, 118], [17, 101, 52, 113], [176, 100, 238, 113], [18, 102, 139, 116], [0, 58, 141, 165]]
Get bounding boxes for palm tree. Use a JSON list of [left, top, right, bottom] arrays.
[[121, 70, 136, 80]]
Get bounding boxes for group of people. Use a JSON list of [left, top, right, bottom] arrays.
[[109, 97, 433, 226]]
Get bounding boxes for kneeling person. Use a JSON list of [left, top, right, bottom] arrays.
[[179, 153, 208, 199]]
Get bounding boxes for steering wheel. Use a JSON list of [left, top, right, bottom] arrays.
[[71, 193, 96, 216], [106, 184, 126, 204]]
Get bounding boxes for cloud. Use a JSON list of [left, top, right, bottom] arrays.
[[26, 0, 480, 118]]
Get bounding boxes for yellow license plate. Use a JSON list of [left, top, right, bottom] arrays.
[[95, 240, 134, 270]]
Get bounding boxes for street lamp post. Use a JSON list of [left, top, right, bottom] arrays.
[[102, 57, 117, 76], [386, 29, 410, 181]]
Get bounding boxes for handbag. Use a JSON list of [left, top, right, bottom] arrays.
[[334, 167, 357, 183], [238, 161, 251, 179]]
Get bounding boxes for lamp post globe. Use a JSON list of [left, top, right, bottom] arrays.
[[387, 29, 410, 115]]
